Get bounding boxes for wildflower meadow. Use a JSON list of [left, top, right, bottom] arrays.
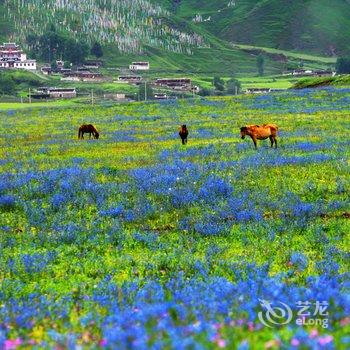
[[0, 88, 349, 349]]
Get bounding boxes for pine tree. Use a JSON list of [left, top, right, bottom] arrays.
[[91, 42, 103, 58], [257, 55, 265, 76]]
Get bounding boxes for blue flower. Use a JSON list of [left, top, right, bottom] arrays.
[[0, 194, 16, 209], [290, 252, 308, 271]]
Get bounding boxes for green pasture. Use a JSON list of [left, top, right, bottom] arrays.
[[233, 44, 337, 64], [0, 89, 349, 347]]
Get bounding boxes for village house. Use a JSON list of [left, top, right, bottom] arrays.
[[190, 85, 200, 93], [288, 69, 336, 77], [154, 78, 192, 90], [30, 87, 77, 99], [102, 93, 129, 101], [245, 87, 286, 94], [56, 60, 64, 69], [154, 93, 168, 100], [245, 87, 272, 94], [0, 42, 36, 70], [129, 61, 150, 71], [41, 60, 72, 75], [313, 70, 336, 77], [83, 60, 103, 69], [41, 66, 52, 75], [292, 69, 313, 76], [61, 71, 103, 82], [117, 75, 142, 84]]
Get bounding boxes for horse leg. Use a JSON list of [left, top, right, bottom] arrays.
[[269, 136, 274, 148], [274, 137, 278, 149], [182, 138, 185, 145], [251, 136, 257, 149]]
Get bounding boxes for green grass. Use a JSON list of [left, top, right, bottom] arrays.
[[0, 89, 349, 348], [293, 74, 350, 89], [239, 76, 297, 89], [233, 44, 337, 64], [0, 100, 81, 110], [174, 0, 350, 56], [1, 1, 341, 78]]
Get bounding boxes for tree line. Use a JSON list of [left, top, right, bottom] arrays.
[[26, 26, 103, 66], [336, 57, 350, 74], [199, 77, 242, 96]]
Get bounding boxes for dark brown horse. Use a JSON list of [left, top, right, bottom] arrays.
[[240, 124, 278, 149], [78, 124, 99, 139], [179, 125, 188, 145]]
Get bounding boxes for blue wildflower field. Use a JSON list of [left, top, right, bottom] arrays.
[[0, 88, 349, 349]]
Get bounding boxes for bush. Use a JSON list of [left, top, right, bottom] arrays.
[[213, 76, 225, 91], [335, 57, 350, 74], [226, 78, 241, 95], [198, 88, 213, 96], [0, 73, 16, 95]]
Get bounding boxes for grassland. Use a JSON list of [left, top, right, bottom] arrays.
[[0, 66, 324, 105], [2, 0, 344, 76], [172, 0, 350, 56], [0, 88, 349, 349], [232, 44, 337, 64], [293, 75, 350, 89]]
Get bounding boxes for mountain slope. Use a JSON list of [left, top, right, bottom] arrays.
[[0, 0, 344, 74], [170, 0, 350, 56], [1, 0, 288, 74], [3, 0, 206, 55]]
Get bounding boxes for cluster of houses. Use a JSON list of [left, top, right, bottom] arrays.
[[0, 42, 36, 70], [284, 69, 336, 77], [245, 88, 286, 94], [118, 75, 198, 93], [0, 45, 197, 99], [3, 42, 338, 100], [41, 60, 104, 82]]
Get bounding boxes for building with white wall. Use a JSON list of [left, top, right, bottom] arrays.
[[0, 43, 36, 70], [129, 61, 149, 71]]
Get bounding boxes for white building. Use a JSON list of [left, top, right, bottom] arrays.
[[0, 42, 36, 70], [129, 61, 149, 71], [31, 87, 77, 99]]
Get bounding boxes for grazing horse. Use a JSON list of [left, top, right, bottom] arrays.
[[240, 124, 278, 149], [179, 124, 189, 145], [78, 124, 99, 139]]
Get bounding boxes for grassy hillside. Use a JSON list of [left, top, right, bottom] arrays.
[[3, 0, 205, 55], [0, 3, 13, 42], [293, 74, 350, 89], [0, 0, 343, 74], [170, 0, 350, 56]]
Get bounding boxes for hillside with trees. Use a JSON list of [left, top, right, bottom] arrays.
[[1, 0, 348, 73], [168, 0, 350, 56]]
